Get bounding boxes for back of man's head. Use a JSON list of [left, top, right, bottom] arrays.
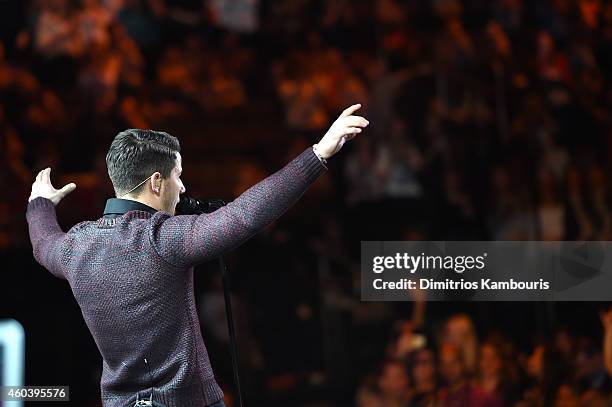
[[106, 129, 180, 197]]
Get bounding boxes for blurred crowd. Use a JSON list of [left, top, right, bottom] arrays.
[[2, 0, 612, 246], [2, 0, 612, 405], [354, 309, 612, 407]]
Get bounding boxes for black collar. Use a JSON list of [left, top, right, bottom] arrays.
[[103, 198, 157, 218]]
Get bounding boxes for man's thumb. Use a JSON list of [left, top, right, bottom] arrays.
[[60, 183, 77, 196]]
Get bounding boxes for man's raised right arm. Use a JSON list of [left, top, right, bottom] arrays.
[[149, 104, 369, 268]]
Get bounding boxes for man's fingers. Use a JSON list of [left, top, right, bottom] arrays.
[[339, 103, 362, 118], [36, 168, 51, 183], [345, 127, 362, 135], [36, 169, 45, 182], [59, 183, 77, 196], [340, 116, 369, 128], [335, 117, 369, 131]]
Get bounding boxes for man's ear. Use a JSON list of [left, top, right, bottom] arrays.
[[150, 172, 162, 194]]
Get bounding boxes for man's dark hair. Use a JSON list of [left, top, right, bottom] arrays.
[[106, 129, 180, 197]]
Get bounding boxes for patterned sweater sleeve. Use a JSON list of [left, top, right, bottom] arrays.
[[149, 147, 327, 268], [26, 197, 68, 279]]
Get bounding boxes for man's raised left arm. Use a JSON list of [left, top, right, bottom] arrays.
[[25, 168, 76, 279]]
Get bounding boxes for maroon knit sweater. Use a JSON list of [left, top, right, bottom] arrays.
[[26, 148, 326, 406]]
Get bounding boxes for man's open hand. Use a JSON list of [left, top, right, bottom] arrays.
[[315, 103, 369, 160], [29, 168, 76, 206]]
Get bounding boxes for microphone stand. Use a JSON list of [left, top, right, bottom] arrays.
[[176, 196, 244, 407], [219, 255, 244, 407]]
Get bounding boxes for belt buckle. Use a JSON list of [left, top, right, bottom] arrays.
[[134, 393, 153, 406]]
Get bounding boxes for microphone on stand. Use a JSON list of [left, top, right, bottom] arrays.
[[176, 195, 226, 215], [173, 194, 245, 407]]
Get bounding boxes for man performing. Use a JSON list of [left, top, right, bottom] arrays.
[[26, 104, 369, 406]]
